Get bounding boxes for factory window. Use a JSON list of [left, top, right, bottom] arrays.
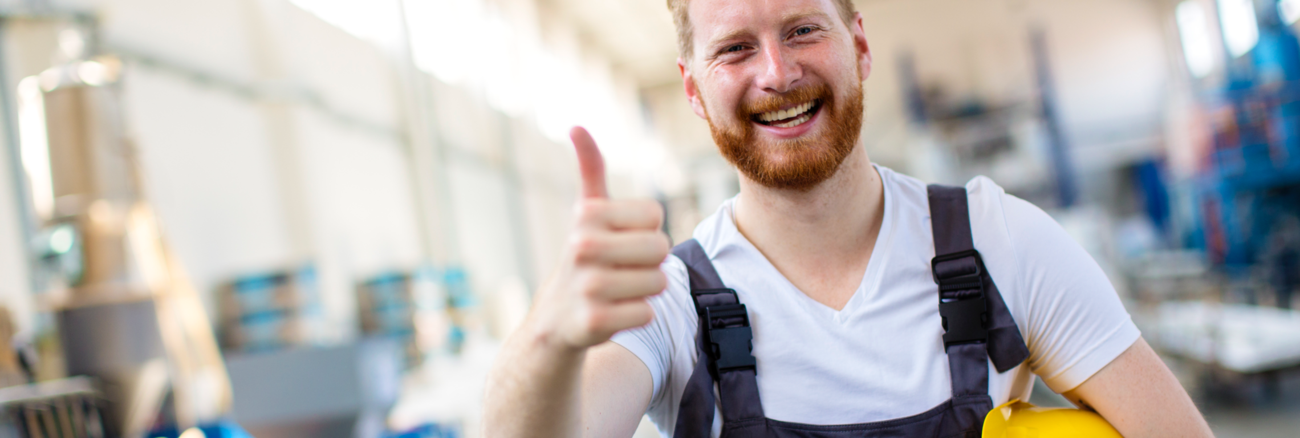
[[1178, 1, 1217, 78], [1218, 0, 1260, 58], [1281, 0, 1300, 25]]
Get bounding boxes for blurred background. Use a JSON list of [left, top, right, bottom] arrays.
[[0, 0, 1294, 436]]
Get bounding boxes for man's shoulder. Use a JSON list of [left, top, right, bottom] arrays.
[[878, 166, 1011, 218], [885, 166, 1007, 204], [687, 196, 742, 260], [961, 175, 1009, 206]]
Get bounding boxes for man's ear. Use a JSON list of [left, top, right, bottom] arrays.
[[679, 58, 709, 119], [850, 12, 872, 81]]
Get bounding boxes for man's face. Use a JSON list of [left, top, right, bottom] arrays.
[[680, 0, 872, 191]]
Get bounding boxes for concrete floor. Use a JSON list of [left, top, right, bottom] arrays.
[[1197, 370, 1300, 438], [1159, 352, 1300, 438], [1205, 405, 1300, 438]]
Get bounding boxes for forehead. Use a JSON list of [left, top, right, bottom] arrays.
[[688, 0, 838, 36]]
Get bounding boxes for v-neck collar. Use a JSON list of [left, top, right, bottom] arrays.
[[712, 164, 897, 323]]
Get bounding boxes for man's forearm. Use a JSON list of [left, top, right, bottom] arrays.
[[484, 323, 586, 437], [1065, 338, 1214, 438], [484, 127, 667, 437]]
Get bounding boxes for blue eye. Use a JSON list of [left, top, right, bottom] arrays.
[[795, 26, 814, 36], [726, 45, 745, 53]]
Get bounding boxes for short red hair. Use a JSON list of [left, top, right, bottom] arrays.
[[666, 0, 858, 60]]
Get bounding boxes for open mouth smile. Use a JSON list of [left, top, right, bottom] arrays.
[[752, 99, 822, 128]]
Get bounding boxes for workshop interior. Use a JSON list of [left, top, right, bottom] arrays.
[[0, 0, 1295, 436]]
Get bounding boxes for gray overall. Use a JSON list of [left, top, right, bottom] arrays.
[[670, 185, 1031, 438]]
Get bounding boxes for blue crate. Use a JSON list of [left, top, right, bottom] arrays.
[[383, 423, 460, 438], [149, 420, 253, 438]]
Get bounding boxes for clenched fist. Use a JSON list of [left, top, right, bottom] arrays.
[[526, 126, 670, 351]]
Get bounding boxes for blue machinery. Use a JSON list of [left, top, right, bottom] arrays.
[[1189, 1, 1300, 282]]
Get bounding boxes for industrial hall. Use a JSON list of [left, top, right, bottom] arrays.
[[0, 0, 1295, 437]]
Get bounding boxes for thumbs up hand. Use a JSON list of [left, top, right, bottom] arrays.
[[524, 127, 670, 351]]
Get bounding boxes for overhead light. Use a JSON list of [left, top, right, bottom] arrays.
[[49, 225, 75, 255], [287, 0, 402, 48], [77, 61, 109, 86], [1177, 1, 1217, 78], [58, 28, 85, 60], [38, 68, 62, 92], [405, 0, 485, 84]]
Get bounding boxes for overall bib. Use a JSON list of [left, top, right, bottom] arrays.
[[670, 185, 1031, 438]]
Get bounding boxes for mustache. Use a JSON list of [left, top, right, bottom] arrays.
[[738, 83, 832, 117]]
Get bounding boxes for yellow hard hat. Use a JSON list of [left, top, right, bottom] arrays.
[[982, 399, 1121, 438]]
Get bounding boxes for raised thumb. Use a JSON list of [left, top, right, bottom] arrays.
[[571, 126, 608, 199]]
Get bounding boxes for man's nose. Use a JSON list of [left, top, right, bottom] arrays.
[[755, 44, 800, 93]]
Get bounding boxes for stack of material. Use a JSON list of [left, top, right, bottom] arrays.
[[1154, 301, 1300, 373], [0, 377, 108, 438], [29, 64, 233, 435], [0, 309, 28, 389], [356, 269, 449, 368], [218, 267, 325, 353]]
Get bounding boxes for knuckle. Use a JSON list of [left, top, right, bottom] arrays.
[[579, 271, 609, 299], [569, 233, 601, 262], [636, 232, 670, 261], [650, 271, 669, 292], [635, 200, 663, 222], [583, 307, 608, 335], [574, 200, 605, 224], [645, 201, 665, 220], [653, 232, 671, 256], [633, 302, 655, 326]]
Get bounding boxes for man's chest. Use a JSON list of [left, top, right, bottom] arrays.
[[703, 280, 965, 423], [671, 275, 1025, 424]]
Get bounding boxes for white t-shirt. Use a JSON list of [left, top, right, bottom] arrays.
[[611, 165, 1141, 437]]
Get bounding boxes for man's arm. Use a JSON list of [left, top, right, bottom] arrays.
[[581, 342, 655, 437], [483, 127, 667, 437], [483, 330, 652, 437], [1062, 337, 1214, 437], [991, 191, 1212, 436]]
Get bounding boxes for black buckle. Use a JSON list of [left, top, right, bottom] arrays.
[[938, 297, 988, 345], [931, 250, 989, 345], [701, 300, 756, 373], [931, 249, 986, 293]]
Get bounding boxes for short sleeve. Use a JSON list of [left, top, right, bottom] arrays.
[[998, 193, 1142, 393], [611, 254, 693, 404]]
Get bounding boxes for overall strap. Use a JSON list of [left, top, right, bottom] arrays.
[[927, 185, 1030, 398], [672, 239, 765, 438]]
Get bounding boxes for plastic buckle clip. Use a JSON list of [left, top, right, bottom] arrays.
[[938, 298, 988, 345], [703, 303, 757, 373], [931, 250, 989, 345], [931, 249, 986, 294]]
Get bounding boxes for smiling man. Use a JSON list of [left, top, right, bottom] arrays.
[[483, 0, 1214, 437]]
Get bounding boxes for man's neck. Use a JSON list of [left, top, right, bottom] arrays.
[[732, 146, 885, 309]]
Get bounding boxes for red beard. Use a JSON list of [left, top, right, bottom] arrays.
[[704, 80, 864, 191]]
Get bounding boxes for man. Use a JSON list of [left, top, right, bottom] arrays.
[[484, 0, 1215, 436]]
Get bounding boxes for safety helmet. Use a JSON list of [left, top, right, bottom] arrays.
[[982, 399, 1121, 438]]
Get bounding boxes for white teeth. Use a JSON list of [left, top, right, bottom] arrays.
[[772, 112, 812, 128], [758, 101, 815, 123]]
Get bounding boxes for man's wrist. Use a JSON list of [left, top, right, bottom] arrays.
[[515, 318, 588, 366]]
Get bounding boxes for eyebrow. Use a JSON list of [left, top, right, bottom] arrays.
[[781, 11, 834, 28], [704, 10, 835, 54]]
